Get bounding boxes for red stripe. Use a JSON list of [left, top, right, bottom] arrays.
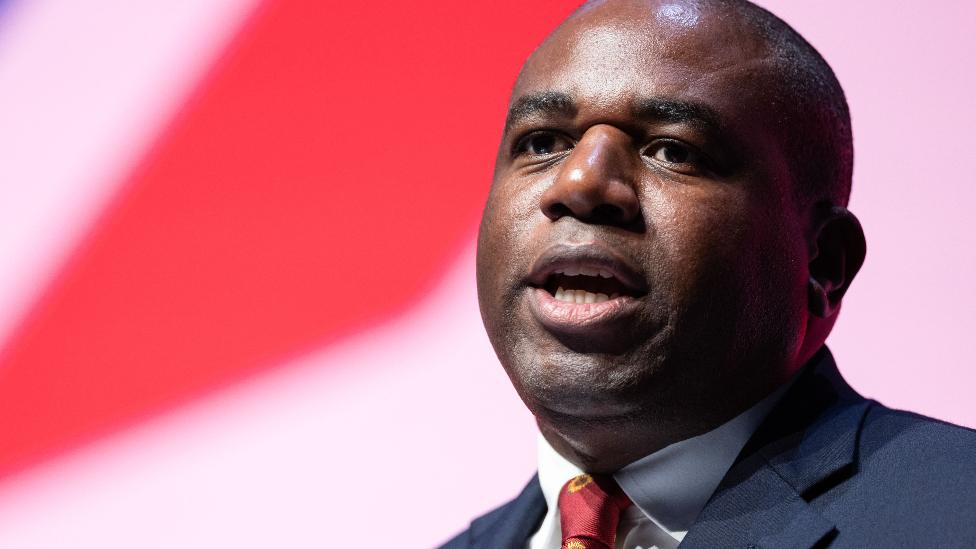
[[0, 0, 578, 480]]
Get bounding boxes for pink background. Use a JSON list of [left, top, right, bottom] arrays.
[[0, 1, 972, 547]]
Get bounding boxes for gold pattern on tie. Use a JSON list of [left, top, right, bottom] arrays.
[[566, 474, 594, 493], [558, 473, 632, 549]]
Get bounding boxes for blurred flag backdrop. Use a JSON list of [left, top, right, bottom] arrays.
[[0, 0, 973, 547]]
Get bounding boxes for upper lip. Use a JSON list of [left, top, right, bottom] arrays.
[[525, 242, 648, 296]]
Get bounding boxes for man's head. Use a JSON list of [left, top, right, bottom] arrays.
[[476, 0, 866, 472]]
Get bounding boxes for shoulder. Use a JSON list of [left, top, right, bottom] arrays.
[[817, 401, 976, 545], [438, 500, 518, 549], [438, 475, 546, 549], [857, 401, 976, 491], [438, 500, 514, 549], [862, 401, 976, 446]]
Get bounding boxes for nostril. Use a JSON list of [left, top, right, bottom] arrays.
[[543, 202, 631, 225], [545, 202, 573, 220], [590, 204, 625, 224]]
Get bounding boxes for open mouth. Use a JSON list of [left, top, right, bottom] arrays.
[[526, 243, 647, 306], [524, 243, 648, 336], [542, 266, 632, 304]]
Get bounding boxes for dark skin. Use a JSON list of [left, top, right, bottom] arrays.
[[476, 0, 865, 473]]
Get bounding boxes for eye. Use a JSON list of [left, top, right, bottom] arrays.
[[653, 143, 689, 163], [514, 131, 573, 157], [644, 140, 706, 174]]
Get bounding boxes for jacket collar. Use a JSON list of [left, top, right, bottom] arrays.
[[679, 347, 871, 549], [467, 474, 546, 549]]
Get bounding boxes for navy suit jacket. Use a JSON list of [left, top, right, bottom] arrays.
[[441, 348, 976, 548]]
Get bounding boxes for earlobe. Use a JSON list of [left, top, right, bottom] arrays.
[[807, 205, 866, 319], [808, 276, 832, 318]]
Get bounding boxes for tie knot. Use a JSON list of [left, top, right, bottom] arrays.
[[558, 473, 632, 549]]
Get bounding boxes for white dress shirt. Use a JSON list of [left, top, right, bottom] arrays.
[[528, 379, 795, 549]]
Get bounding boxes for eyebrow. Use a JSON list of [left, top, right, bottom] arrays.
[[504, 91, 722, 134], [504, 91, 577, 131], [633, 97, 722, 132]]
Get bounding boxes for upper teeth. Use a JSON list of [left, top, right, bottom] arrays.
[[554, 287, 618, 304], [554, 267, 614, 278]]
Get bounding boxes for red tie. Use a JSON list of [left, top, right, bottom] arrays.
[[558, 473, 632, 549]]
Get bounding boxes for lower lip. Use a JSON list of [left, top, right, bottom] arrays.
[[528, 287, 638, 332]]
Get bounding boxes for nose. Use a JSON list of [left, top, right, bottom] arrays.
[[539, 125, 641, 227]]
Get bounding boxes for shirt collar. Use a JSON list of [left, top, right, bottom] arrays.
[[536, 375, 796, 542]]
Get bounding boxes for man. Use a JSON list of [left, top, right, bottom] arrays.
[[444, 1, 976, 548]]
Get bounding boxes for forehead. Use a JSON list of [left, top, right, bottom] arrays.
[[513, 1, 774, 116]]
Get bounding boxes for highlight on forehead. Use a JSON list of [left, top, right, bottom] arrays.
[[566, 0, 712, 33], [655, 1, 702, 28]]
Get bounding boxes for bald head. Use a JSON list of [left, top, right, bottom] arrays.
[[719, 0, 853, 209], [517, 0, 853, 210]]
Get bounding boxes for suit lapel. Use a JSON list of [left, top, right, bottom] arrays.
[[468, 474, 546, 549], [678, 451, 836, 549], [680, 348, 871, 549]]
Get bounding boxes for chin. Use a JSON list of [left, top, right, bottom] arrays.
[[505, 338, 671, 421]]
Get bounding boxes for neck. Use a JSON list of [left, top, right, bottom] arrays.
[[537, 356, 810, 473]]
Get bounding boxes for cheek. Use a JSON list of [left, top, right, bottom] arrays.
[[497, 175, 549, 236], [480, 177, 548, 262], [642, 183, 805, 328], [644, 186, 748, 292], [478, 184, 520, 266], [476, 178, 546, 310], [652, 183, 808, 349]]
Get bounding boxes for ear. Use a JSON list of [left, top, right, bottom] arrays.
[[808, 205, 866, 318]]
